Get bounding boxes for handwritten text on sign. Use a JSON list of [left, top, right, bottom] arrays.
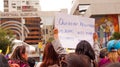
[[55, 13, 95, 48]]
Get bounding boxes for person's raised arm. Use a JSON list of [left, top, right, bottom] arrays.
[[52, 28, 67, 54]]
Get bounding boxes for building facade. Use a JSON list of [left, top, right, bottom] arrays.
[[0, 12, 42, 44], [4, 0, 40, 12], [1, 0, 41, 45], [70, 0, 120, 47]]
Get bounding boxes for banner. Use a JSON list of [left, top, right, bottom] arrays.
[[55, 13, 95, 48]]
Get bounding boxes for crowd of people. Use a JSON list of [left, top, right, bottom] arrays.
[[0, 28, 120, 67]]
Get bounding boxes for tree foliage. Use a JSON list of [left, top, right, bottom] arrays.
[[109, 32, 120, 40], [0, 28, 15, 54]]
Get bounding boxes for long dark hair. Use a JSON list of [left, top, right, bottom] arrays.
[[75, 40, 95, 60], [40, 42, 59, 67], [60, 53, 90, 67], [10, 45, 27, 62]]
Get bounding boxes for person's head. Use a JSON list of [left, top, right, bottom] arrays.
[[107, 40, 120, 62], [40, 42, 59, 67], [75, 40, 95, 60], [99, 48, 108, 58], [105, 63, 120, 67], [60, 53, 90, 67], [107, 40, 120, 52], [0, 54, 9, 67], [28, 57, 35, 67], [10, 45, 28, 62]]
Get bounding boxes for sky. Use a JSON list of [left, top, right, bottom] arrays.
[[0, 0, 3, 12], [40, 0, 73, 11], [0, 0, 73, 12]]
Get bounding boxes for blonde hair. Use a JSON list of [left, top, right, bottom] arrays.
[[108, 51, 119, 62], [117, 49, 120, 56]]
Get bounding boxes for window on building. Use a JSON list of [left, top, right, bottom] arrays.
[[12, 6, 16, 8], [22, 1, 25, 2], [4, 1, 8, 5], [35, 3, 39, 5], [17, 6, 21, 10], [4, 1, 8, 7], [17, 1, 21, 5], [4, 9, 9, 12], [78, 4, 90, 15], [42, 29, 45, 35], [46, 29, 48, 34], [26, 1, 29, 5], [43, 40, 45, 44], [12, 3, 16, 5]]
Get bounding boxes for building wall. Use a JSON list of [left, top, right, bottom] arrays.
[[0, 17, 42, 45], [39, 11, 68, 44], [41, 25, 54, 44], [70, 0, 120, 48], [70, 0, 120, 16], [4, 0, 40, 12], [4, 0, 9, 12], [70, 0, 120, 31], [91, 3, 120, 15], [0, 10, 67, 45], [40, 11, 56, 44]]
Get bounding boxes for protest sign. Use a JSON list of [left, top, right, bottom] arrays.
[[55, 13, 95, 48]]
